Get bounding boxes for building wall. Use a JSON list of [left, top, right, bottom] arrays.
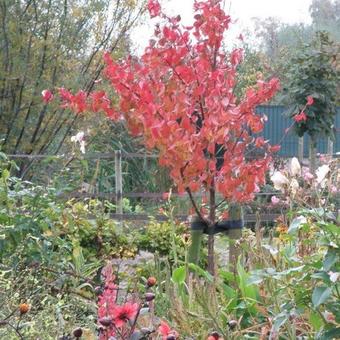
[[256, 106, 340, 157]]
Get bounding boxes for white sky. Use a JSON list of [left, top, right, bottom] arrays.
[[131, 0, 313, 53]]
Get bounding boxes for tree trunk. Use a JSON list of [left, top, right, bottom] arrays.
[[327, 137, 334, 158], [298, 137, 304, 163], [309, 137, 317, 173], [207, 184, 216, 276]]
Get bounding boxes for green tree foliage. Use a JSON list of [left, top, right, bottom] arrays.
[[0, 0, 144, 167], [285, 32, 338, 140], [250, 0, 339, 101], [234, 45, 270, 99]]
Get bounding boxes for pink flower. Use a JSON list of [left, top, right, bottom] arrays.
[[42, 89, 53, 103], [271, 195, 280, 205], [97, 264, 118, 339], [112, 302, 139, 328], [303, 170, 314, 181], [331, 185, 338, 194], [147, 0, 161, 18], [306, 96, 314, 106], [158, 320, 178, 339], [162, 192, 170, 200], [294, 111, 307, 122]]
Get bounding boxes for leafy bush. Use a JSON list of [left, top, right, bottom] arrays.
[[135, 219, 187, 258]]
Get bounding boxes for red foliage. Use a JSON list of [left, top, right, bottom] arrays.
[[42, 89, 53, 103], [147, 0, 161, 18], [306, 95, 314, 106], [51, 0, 280, 211], [294, 111, 307, 122]]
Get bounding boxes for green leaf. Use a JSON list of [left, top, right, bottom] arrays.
[[317, 327, 340, 340], [311, 271, 330, 282], [237, 260, 258, 301], [288, 216, 307, 234], [188, 263, 213, 282], [273, 313, 288, 331], [323, 249, 339, 271], [319, 222, 340, 236], [219, 270, 234, 282], [312, 286, 332, 307], [172, 266, 186, 284], [2, 169, 10, 181], [309, 311, 323, 331], [222, 284, 237, 299]]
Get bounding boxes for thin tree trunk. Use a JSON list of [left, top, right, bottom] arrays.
[[327, 137, 333, 158], [298, 136, 304, 162], [309, 136, 317, 173], [13, 0, 52, 153], [208, 180, 216, 276]]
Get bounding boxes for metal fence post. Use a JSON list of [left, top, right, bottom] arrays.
[[115, 150, 123, 219]]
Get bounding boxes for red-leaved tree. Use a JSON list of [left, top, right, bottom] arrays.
[[52, 0, 280, 274]]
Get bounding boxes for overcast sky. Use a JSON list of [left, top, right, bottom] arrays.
[[131, 0, 314, 53]]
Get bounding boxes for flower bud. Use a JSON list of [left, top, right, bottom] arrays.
[[145, 292, 156, 302], [166, 336, 176, 340], [147, 277, 157, 287], [99, 316, 113, 327], [94, 286, 103, 296], [209, 331, 220, 340], [228, 320, 238, 329]]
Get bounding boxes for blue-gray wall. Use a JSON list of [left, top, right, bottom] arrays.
[[256, 106, 340, 157]]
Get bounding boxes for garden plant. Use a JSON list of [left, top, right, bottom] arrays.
[[0, 0, 339, 339]]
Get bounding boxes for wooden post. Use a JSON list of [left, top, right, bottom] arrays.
[[228, 204, 243, 274], [327, 137, 334, 158], [115, 150, 123, 219], [298, 137, 304, 162]]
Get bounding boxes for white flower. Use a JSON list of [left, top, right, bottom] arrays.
[[271, 171, 289, 191], [71, 131, 86, 154], [71, 131, 84, 143], [316, 164, 330, 187], [79, 140, 86, 154], [289, 157, 301, 176], [329, 271, 339, 283], [290, 178, 299, 196]]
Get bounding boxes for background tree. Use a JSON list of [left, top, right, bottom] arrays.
[[285, 31, 338, 170], [234, 44, 271, 99], [310, 0, 340, 41], [0, 0, 144, 177]]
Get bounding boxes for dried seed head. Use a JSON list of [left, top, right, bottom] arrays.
[[19, 303, 29, 314], [73, 328, 83, 338], [147, 276, 157, 287]]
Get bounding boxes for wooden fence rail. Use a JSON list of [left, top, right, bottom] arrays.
[[8, 151, 284, 224], [104, 213, 280, 223]]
